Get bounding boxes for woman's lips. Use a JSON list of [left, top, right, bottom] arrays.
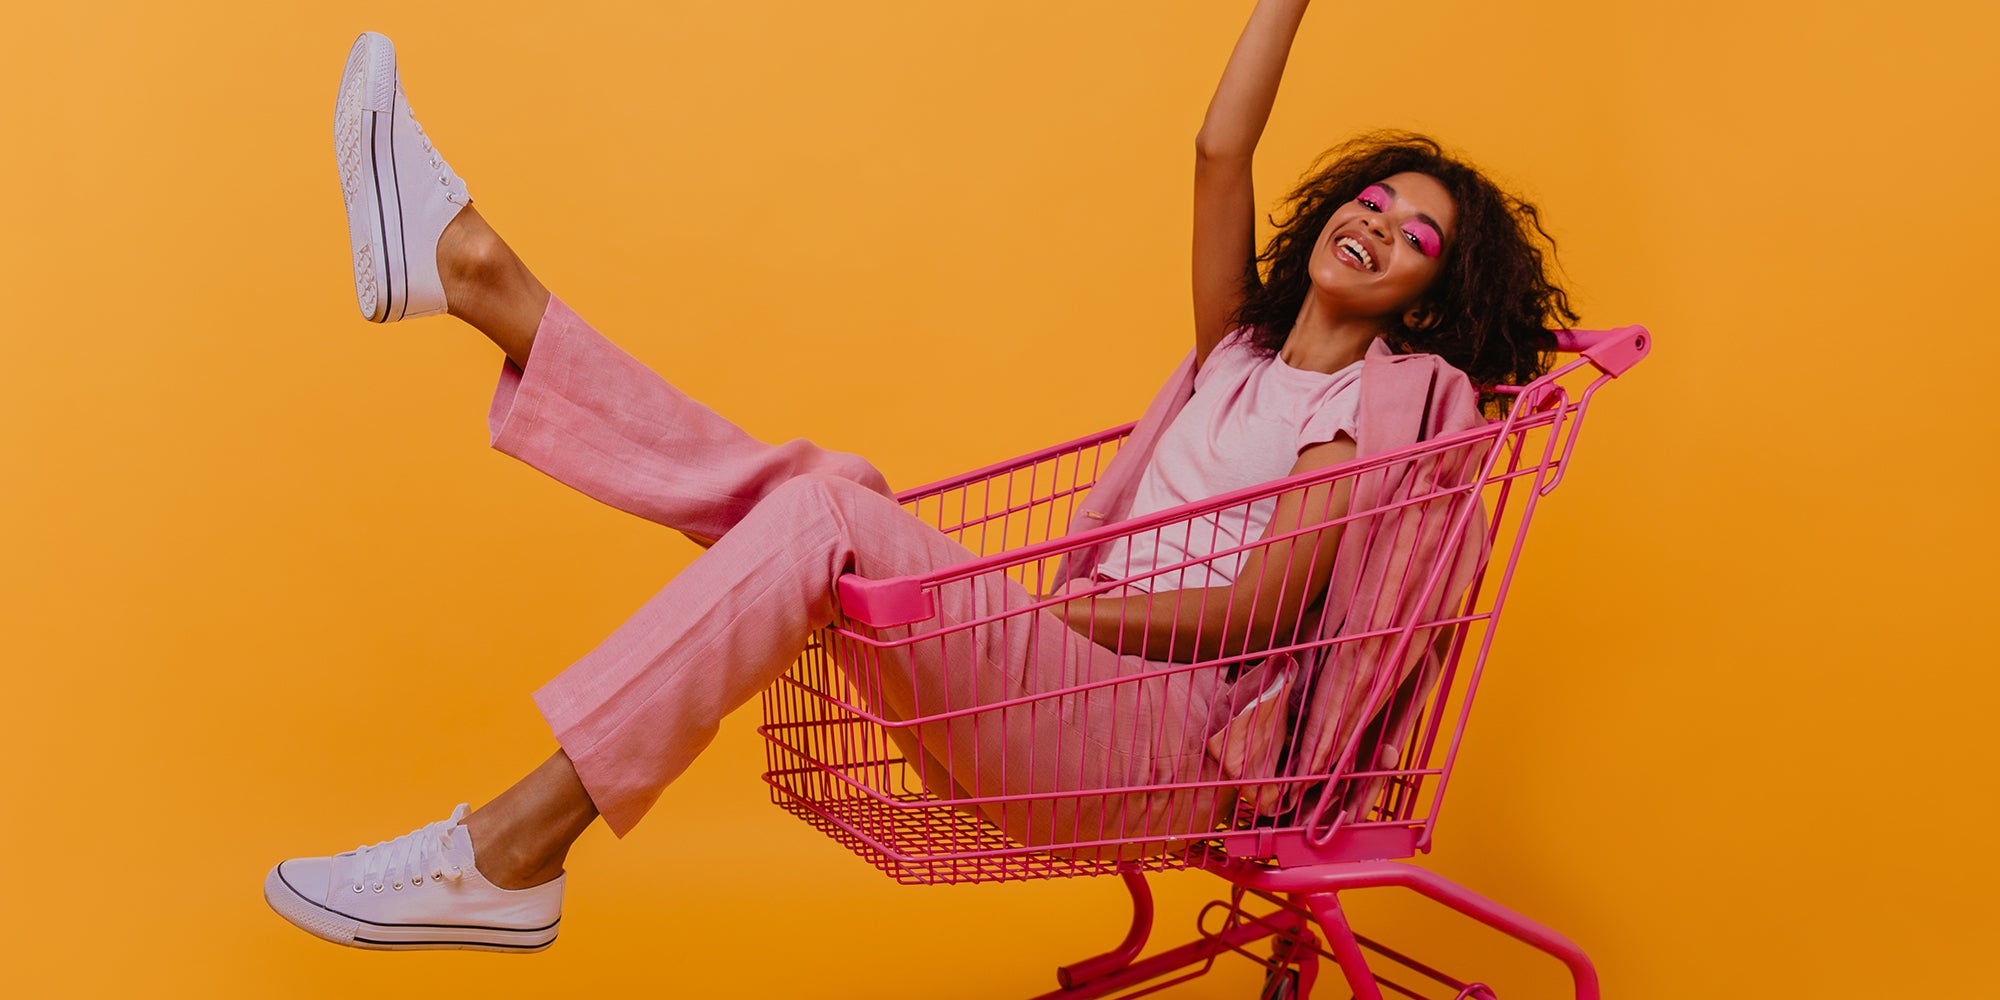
[[1332, 233, 1376, 272]]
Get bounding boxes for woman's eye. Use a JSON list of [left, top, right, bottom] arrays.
[[1402, 223, 1442, 258], [1357, 197, 1380, 211]]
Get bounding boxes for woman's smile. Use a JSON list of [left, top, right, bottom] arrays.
[[1332, 233, 1376, 271]]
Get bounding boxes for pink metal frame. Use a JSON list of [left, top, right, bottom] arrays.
[[761, 327, 1649, 998]]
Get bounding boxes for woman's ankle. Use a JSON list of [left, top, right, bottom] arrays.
[[458, 750, 598, 890], [434, 206, 546, 366], [436, 206, 509, 307], [461, 810, 567, 890]]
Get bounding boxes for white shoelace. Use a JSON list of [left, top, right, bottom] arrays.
[[346, 807, 472, 895], [402, 94, 463, 205]]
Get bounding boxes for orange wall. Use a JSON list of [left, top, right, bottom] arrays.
[[4, 1, 1995, 996]]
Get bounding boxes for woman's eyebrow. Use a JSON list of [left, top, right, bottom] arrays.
[[1377, 181, 1447, 239]]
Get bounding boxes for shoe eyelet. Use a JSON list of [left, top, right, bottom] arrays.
[[433, 870, 446, 881], [392, 881, 404, 891], [411, 875, 424, 886], [372, 882, 384, 893], [352, 884, 364, 893]]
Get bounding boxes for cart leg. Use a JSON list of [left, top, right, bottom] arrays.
[[1267, 915, 1321, 1000], [1028, 908, 1279, 999], [1374, 865, 1599, 1000], [1055, 870, 1155, 989], [1304, 892, 1385, 1000], [1222, 861, 1599, 999], [1293, 947, 1319, 1000]]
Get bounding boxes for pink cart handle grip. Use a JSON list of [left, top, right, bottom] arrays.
[[836, 573, 935, 628], [1553, 325, 1651, 378]]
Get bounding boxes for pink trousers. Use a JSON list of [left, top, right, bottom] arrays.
[[491, 297, 1236, 845]]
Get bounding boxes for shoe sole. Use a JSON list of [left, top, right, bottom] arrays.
[[263, 864, 559, 953], [334, 32, 407, 323]]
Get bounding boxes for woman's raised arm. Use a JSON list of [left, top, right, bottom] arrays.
[[1192, 0, 1313, 368]]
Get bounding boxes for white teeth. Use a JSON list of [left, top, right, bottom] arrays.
[[1335, 235, 1375, 271]]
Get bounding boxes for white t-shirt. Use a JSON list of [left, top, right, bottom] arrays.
[[1093, 330, 1363, 592]]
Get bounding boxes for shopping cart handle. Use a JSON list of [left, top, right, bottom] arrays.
[[835, 573, 935, 629], [1553, 325, 1651, 378]]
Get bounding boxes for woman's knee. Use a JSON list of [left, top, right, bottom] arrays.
[[763, 470, 893, 518], [766, 439, 892, 499], [827, 450, 892, 498], [747, 473, 889, 544]]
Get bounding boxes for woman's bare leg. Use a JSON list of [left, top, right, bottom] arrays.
[[437, 205, 550, 369], [460, 750, 599, 890]]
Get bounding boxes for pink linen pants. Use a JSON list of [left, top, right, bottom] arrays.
[[491, 297, 1237, 849]]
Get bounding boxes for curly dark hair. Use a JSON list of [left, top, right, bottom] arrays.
[[1232, 131, 1576, 400]]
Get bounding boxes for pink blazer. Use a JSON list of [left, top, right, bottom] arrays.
[[1060, 337, 1493, 820]]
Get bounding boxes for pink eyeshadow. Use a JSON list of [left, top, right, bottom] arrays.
[[1404, 222, 1442, 258]]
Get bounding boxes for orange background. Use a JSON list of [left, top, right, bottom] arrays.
[[3, 1, 1996, 996]]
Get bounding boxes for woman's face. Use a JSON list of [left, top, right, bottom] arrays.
[[1307, 171, 1457, 324]]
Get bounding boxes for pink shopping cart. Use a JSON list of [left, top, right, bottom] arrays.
[[761, 327, 1651, 999]]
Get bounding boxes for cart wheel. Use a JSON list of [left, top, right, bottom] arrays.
[[1259, 967, 1300, 1000]]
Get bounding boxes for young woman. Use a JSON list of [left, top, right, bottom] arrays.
[[268, 0, 1575, 952]]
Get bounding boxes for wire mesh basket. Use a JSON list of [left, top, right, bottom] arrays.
[[762, 328, 1649, 888]]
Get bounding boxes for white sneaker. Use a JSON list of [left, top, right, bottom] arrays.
[[263, 804, 564, 952], [332, 31, 472, 323]]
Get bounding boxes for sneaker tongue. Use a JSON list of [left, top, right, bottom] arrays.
[[444, 803, 475, 858]]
